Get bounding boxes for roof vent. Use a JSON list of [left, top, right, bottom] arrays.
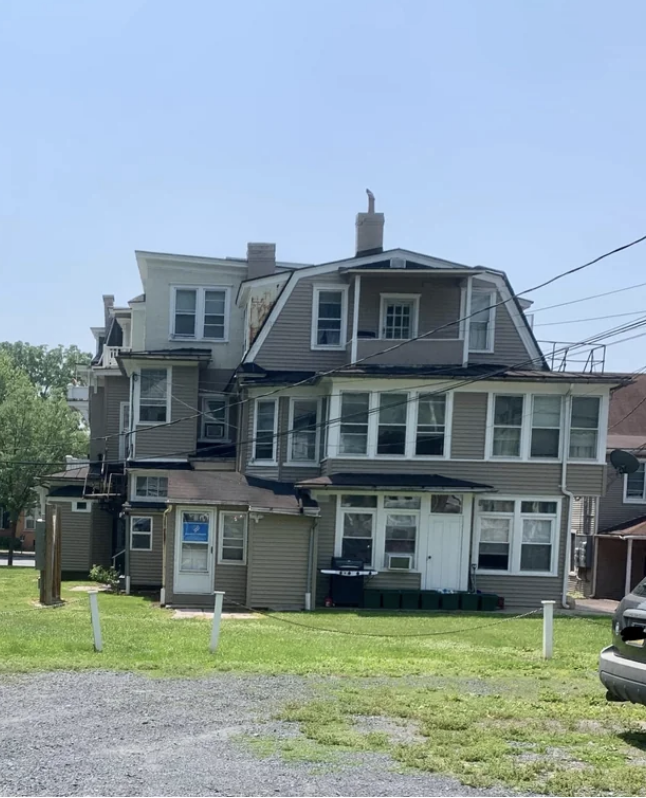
[[390, 256, 406, 269]]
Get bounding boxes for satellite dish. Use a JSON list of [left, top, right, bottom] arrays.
[[610, 449, 640, 475]]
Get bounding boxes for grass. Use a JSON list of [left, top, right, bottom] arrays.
[[2, 567, 646, 794]]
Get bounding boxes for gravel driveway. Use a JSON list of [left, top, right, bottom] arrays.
[[0, 672, 513, 797]]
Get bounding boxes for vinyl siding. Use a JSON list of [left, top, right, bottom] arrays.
[[355, 338, 463, 366], [598, 465, 646, 531], [247, 514, 312, 610], [135, 366, 199, 459], [104, 377, 130, 462], [89, 386, 106, 462], [55, 502, 92, 573], [451, 393, 487, 459], [254, 274, 351, 371], [91, 506, 113, 568], [469, 282, 531, 366], [321, 459, 605, 496], [315, 495, 337, 605], [130, 512, 163, 586]]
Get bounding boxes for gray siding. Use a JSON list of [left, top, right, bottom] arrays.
[[255, 274, 351, 371], [56, 502, 92, 572], [105, 376, 131, 462], [91, 506, 113, 568], [130, 512, 163, 586], [469, 282, 531, 367], [247, 515, 312, 610], [598, 466, 646, 531], [135, 366, 198, 459], [321, 459, 605, 496], [89, 386, 106, 462], [474, 496, 569, 609], [355, 338, 463, 366], [357, 276, 462, 340], [451, 393, 487, 459]]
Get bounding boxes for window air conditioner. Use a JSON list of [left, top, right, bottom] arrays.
[[386, 553, 413, 570]]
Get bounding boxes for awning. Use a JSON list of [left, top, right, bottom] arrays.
[[297, 472, 494, 492]]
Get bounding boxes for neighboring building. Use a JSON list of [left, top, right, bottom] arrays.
[[591, 375, 646, 599], [44, 198, 621, 609], [0, 507, 37, 551]]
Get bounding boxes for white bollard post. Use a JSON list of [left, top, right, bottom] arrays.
[[210, 591, 225, 653], [89, 591, 103, 652], [542, 600, 555, 660]]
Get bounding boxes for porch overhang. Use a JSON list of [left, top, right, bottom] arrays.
[[297, 472, 494, 492]]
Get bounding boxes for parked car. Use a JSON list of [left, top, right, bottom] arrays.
[[599, 579, 646, 705]]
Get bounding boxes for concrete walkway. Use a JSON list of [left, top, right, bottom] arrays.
[[573, 597, 619, 616]]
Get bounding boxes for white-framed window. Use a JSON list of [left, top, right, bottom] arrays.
[[200, 395, 228, 441], [23, 511, 36, 531], [469, 289, 496, 352], [475, 497, 559, 575], [218, 511, 247, 564], [311, 286, 348, 350], [379, 294, 420, 340], [569, 396, 601, 460], [72, 500, 91, 513], [170, 286, 230, 342], [130, 516, 153, 551], [415, 393, 446, 456], [384, 495, 420, 570], [377, 392, 408, 456], [253, 398, 278, 462], [288, 398, 320, 464], [491, 395, 524, 458], [138, 368, 169, 424], [530, 395, 561, 459], [339, 392, 370, 455], [625, 463, 646, 503], [339, 494, 377, 566], [134, 475, 168, 499]]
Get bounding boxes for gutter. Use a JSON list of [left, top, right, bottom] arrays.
[[561, 389, 575, 609]]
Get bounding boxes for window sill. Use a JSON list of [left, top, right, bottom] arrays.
[[284, 461, 320, 467], [133, 496, 169, 502], [169, 335, 228, 344], [137, 421, 169, 427], [468, 349, 495, 354], [130, 546, 153, 552], [198, 438, 231, 444], [217, 559, 246, 567], [624, 498, 646, 504], [311, 345, 345, 351], [249, 460, 278, 467]]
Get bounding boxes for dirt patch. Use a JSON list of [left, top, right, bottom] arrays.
[[352, 715, 426, 744]]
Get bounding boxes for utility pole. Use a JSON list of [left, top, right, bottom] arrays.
[[37, 505, 61, 606]]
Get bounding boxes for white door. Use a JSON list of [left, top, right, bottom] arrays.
[[423, 495, 465, 591], [119, 402, 130, 461], [174, 509, 215, 594]]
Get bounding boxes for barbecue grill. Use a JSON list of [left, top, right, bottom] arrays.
[[320, 557, 378, 607]]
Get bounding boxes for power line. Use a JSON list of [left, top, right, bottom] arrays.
[[534, 310, 646, 327], [532, 279, 646, 315]]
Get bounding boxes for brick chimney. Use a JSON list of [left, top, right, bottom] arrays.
[[355, 189, 385, 257], [247, 243, 276, 280], [102, 294, 114, 329]]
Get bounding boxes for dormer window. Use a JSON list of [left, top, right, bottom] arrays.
[[171, 287, 230, 342], [469, 289, 496, 352], [311, 286, 348, 350], [380, 294, 420, 340]]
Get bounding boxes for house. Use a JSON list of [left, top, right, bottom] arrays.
[[0, 507, 37, 551], [43, 197, 622, 609], [589, 375, 646, 599]]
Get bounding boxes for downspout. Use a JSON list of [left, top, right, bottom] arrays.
[[305, 515, 318, 612], [160, 504, 172, 606], [561, 389, 575, 609], [123, 511, 131, 595]]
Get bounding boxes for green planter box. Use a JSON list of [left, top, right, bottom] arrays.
[[381, 590, 401, 610], [440, 592, 459, 611], [363, 589, 381, 609], [400, 590, 421, 610], [460, 593, 479, 611], [479, 593, 499, 612], [420, 591, 440, 610]]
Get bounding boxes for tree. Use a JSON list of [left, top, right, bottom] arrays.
[[0, 342, 92, 398], [0, 354, 88, 565]]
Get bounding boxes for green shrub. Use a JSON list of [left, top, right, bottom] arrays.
[[89, 564, 120, 590], [0, 536, 22, 552]]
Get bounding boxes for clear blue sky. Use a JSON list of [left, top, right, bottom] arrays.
[[1, 0, 645, 371]]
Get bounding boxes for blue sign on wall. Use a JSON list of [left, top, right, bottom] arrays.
[[183, 522, 209, 543]]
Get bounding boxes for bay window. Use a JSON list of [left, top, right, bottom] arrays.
[[625, 463, 646, 503], [289, 398, 319, 463], [476, 498, 558, 575], [139, 369, 169, 423], [492, 395, 523, 457], [339, 392, 370, 455], [416, 393, 446, 456], [569, 397, 600, 459], [531, 396, 561, 458], [253, 399, 278, 462], [171, 286, 229, 341], [312, 287, 347, 349], [377, 393, 408, 455]]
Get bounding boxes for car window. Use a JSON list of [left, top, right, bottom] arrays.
[[632, 579, 646, 597]]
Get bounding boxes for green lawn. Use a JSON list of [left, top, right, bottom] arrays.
[[2, 567, 646, 795]]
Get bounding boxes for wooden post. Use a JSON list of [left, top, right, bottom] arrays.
[[41, 505, 55, 606], [542, 600, 555, 659], [210, 591, 225, 653]]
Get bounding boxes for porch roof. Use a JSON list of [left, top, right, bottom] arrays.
[[297, 472, 493, 492], [600, 514, 646, 538], [167, 470, 318, 515]]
